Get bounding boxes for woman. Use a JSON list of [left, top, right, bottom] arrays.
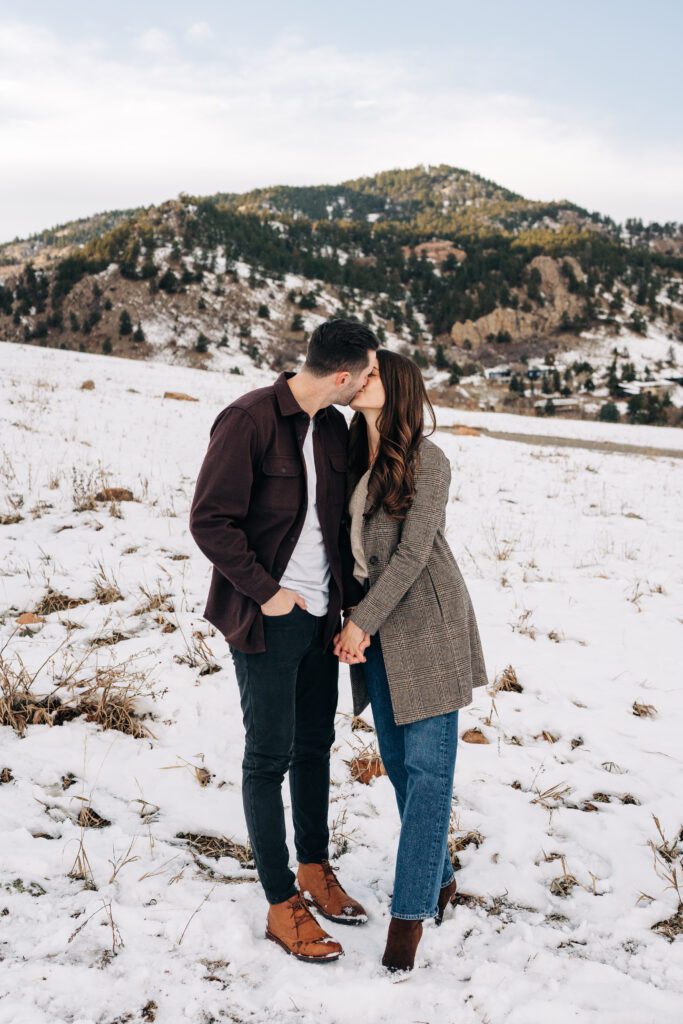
[[334, 349, 488, 972]]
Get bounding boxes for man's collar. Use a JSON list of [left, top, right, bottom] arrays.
[[274, 371, 328, 420]]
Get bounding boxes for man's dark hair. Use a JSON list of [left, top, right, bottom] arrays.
[[304, 318, 379, 377]]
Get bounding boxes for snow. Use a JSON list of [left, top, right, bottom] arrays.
[[1, 340, 682, 1024], [433, 405, 683, 450]]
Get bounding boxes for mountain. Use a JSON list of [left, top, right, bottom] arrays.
[[1, 164, 682, 425]]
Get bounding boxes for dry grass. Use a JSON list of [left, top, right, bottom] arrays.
[[653, 906, 683, 941], [135, 583, 174, 616], [68, 832, 97, 890], [72, 467, 102, 512], [351, 715, 374, 733], [77, 804, 111, 829], [534, 730, 560, 743], [173, 626, 219, 675], [484, 526, 515, 562], [0, 637, 154, 738], [90, 631, 130, 648], [344, 737, 386, 784], [512, 608, 537, 640], [449, 829, 484, 856], [549, 856, 579, 898], [77, 666, 155, 739], [648, 816, 683, 940], [93, 562, 124, 605], [493, 665, 523, 693], [531, 781, 572, 811], [160, 756, 213, 787], [0, 513, 23, 525], [35, 589, 88, 616], [0, 643, 65, 735], [176, 832, 254, 867], [329, 806, 358, 858], [633, 700, 657, 718]]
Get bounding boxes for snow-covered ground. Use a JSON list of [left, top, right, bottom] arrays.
[[434, 405, 683, 450], [1, 341, 682, 1024]]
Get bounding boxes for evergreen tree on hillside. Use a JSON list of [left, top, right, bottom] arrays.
[[119, 309, 133, 336]]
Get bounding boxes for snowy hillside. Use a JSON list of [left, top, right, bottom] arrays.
[[1, 342, 682, 1024]]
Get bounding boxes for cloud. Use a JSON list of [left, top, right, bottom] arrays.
[[187, 22, 212, 42], [0, 19, 680, 241], [133, 28, 175, 56]]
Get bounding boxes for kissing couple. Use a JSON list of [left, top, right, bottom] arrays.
[[190, 318, 487, 972]]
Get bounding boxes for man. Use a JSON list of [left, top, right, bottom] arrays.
[[189, 318, 378, 963]]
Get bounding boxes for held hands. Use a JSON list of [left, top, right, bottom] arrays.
[[261, 587, 307, 617], [333, 616, 371, 665]]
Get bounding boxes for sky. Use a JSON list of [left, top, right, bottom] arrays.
[[1, 1, 681, 242]]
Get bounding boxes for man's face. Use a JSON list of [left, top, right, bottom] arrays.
[[336, 350, 377, 406]]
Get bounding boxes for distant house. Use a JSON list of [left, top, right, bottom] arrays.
[[484, 365, 511, 380], [617, 380, 675, 397]]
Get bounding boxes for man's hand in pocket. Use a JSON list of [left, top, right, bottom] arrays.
[[261, 588, 307, 617]]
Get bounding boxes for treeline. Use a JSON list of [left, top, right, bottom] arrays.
[[1, 190, 682, 345]]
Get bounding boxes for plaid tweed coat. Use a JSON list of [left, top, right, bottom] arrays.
[[349, 437, 488, 726]]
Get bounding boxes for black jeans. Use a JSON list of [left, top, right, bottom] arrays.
[[229, 604, 339, 905]]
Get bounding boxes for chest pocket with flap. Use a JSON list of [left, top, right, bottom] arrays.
[[260, 456, 302, 509]]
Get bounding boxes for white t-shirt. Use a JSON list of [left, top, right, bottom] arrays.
[[279, 420, 330, 616]]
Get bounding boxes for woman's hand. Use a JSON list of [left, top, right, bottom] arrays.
[[333, 619, 371, 664]]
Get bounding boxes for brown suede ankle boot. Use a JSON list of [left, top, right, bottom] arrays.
[[266, 893, 343, 963], [435, 877, 458, 926], [381, 917, 423, 972], [297, 860, 368, 925]]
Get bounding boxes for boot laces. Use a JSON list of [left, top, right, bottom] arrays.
[[320, 859, 344, 897]]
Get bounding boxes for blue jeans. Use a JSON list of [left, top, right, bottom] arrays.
[[362, 633, 458, 920]]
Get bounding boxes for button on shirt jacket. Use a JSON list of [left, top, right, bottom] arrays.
[[189, 372, 363, 654]]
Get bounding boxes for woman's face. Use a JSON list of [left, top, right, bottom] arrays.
[[350, 364, 385, 412]]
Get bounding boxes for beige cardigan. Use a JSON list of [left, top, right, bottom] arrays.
[[348, 467, 371, 584]]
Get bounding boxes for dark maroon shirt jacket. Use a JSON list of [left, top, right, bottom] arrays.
[[189, 372, 362, 654]]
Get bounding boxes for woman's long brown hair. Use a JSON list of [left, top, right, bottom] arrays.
[[348, 349, 436, 520]]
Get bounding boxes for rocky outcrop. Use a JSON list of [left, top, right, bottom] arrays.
[[450, 255, 585, 348], [401, 241, 467, 264]]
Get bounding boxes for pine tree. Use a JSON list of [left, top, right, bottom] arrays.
[[119, 309, 133, 336], [434, 344, 450, 369], [599, 402, 620, 422]]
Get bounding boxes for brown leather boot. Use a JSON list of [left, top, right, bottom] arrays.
[[265, 893, 343, 963], [381, 917, 423, 972], [297, 860, 368, 926], [435, 877, 457, 926]]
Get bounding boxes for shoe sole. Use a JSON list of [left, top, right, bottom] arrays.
[[303, 895, 368, 926], [265, 929, 343, 963]]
